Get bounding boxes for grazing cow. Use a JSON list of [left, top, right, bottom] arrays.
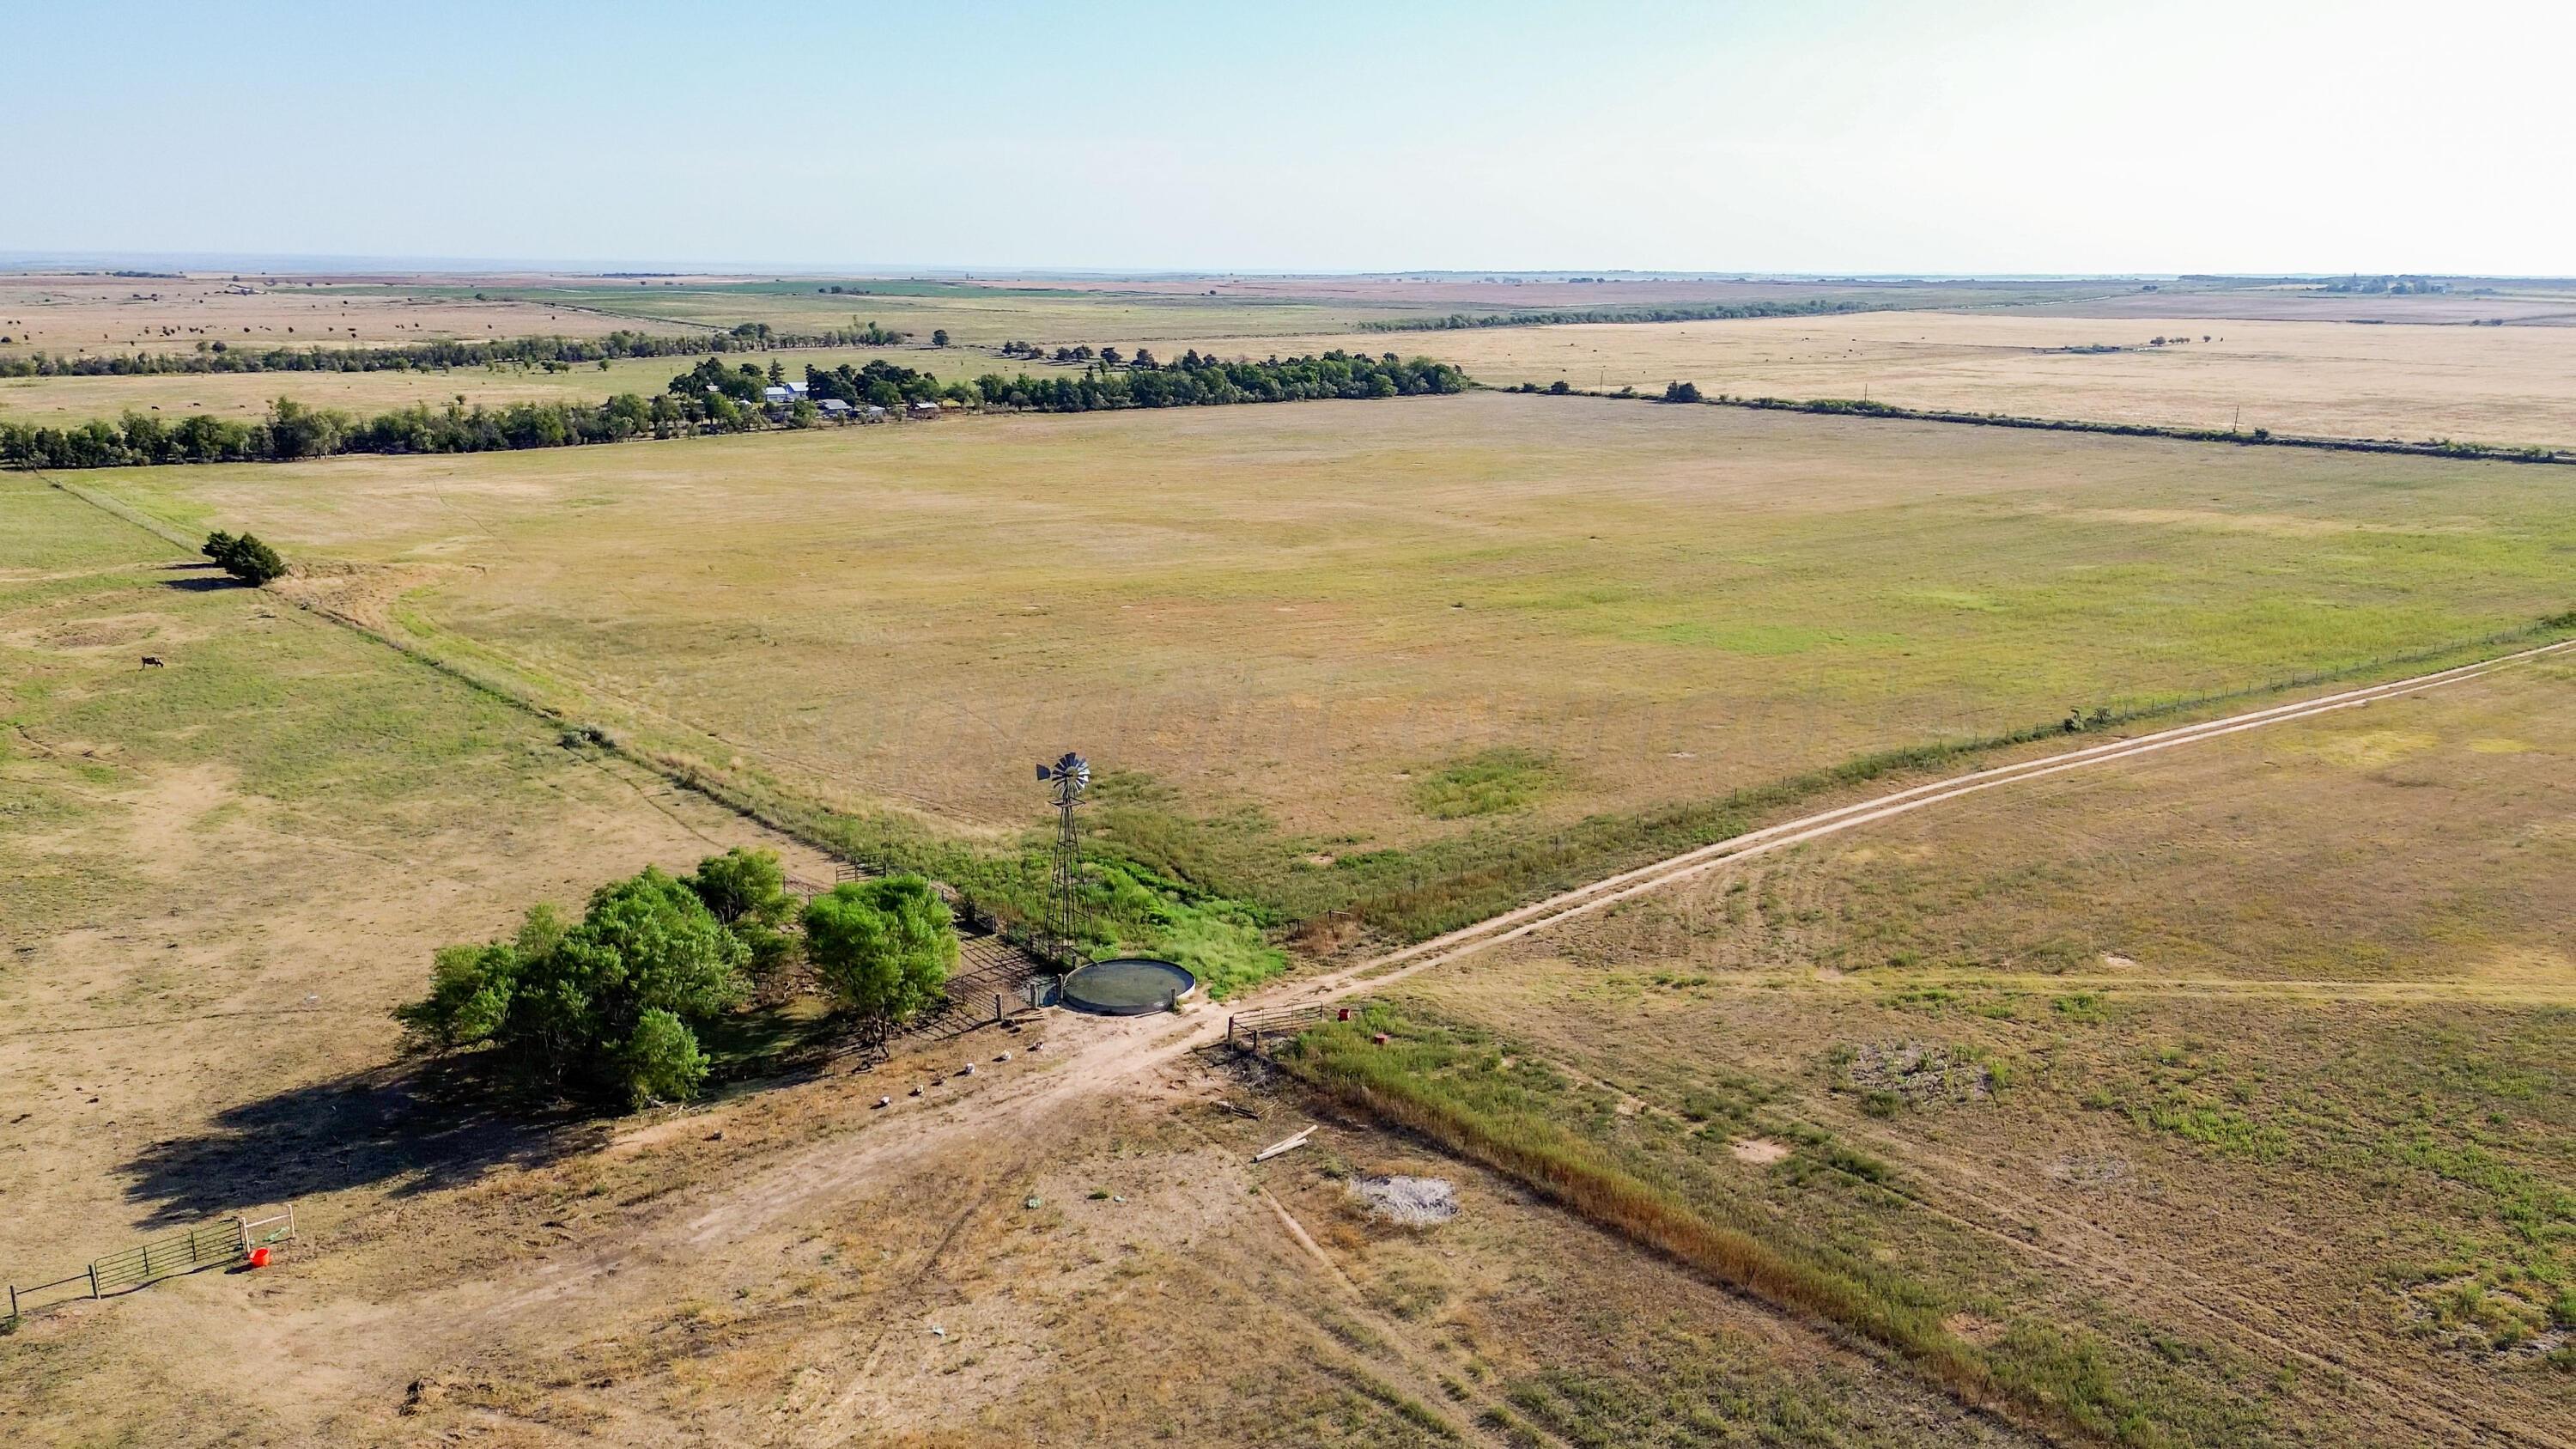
[[139, 655, 165, 669]]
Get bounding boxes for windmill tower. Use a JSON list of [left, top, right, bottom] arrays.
[[1036, 752, 1090, 967]]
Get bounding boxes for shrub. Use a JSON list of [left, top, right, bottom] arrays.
[[1662, 380, 1702, 403]]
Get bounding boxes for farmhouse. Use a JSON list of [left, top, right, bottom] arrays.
[[762, 381, 806, 406]]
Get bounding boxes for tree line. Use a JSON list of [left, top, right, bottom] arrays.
[[1358, 299, 1880, 332], [3, 351, 1469, 469], [396, 848, 956, 1108], [1645, 388, 2573, 465], [966, 349, 1466, 410], [0, 320, 913, 379]]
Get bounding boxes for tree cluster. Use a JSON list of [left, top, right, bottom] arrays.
[[969, 350, 1466, 411], [395, 849, 955, 1108], [2319, 275, 2449, 295], [4, 353, 1472, 471], [1359, 299, 1875, 332], [1, 396, 672, 467], [801, 358, 949, 408], [201, 529, 286, 584], [393, 866, 751, 1106], [0, 323, 912, 380]]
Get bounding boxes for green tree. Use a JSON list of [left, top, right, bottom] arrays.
[[202, 529, 288, 585], [687, 846, 801, 981], [265, 397, 346, 458], [931, 328, 951, 347], [804, 875, 956, 1049], [394, 868, 747, 1107]]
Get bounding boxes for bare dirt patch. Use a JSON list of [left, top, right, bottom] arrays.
[[1730, 1136, 1791, 1165]]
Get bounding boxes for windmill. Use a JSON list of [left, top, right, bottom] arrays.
[[1036, 752, 1090, 968]]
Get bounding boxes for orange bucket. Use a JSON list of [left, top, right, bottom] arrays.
[[247, 1246, 271, 1269]]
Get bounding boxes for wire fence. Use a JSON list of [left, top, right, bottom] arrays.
[[5, 1204, 296, 1327]]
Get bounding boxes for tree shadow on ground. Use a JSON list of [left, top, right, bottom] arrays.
[[161, 575, 247, 593], [119, 1058, 609, 1228], [700, 999, 859, 1092]]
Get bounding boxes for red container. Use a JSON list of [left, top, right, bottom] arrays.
[[247, 1246, 271, 1269]]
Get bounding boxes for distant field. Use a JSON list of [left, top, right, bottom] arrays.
[[0, 345, 1074, 426], [2013, 282, 2576, 326], [86, 393, 2576, 930], [375, 273, 2170, 347], [0, 271, 696, 358], [1363, 657, 2576, 1444], [1172, 312, 2576, 448]]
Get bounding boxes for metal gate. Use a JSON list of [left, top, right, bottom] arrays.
[[6, 1204, 296, 1325]]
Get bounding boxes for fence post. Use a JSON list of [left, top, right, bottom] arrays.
[[235, 1216, 250, 1258], [8, 1282, 16, 1322], [88, 1263, 99, 1300]]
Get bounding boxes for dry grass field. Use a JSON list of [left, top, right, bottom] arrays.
[[78, 392, 2576, 935], [1171, 313, 2576, 448], [0, 345, 1072, 428], [0, 272, 697, 358], [12, 458, 2561, 1444], [2008, 283, 2576, 326], [374, 274, 2162, 349], [1324, 658, 2576, 1445], [2, 472, 2037, 1442], [10, 344, 2576, 1446]]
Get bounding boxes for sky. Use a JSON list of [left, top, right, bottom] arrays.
[[8, 0, 2570, 276]]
